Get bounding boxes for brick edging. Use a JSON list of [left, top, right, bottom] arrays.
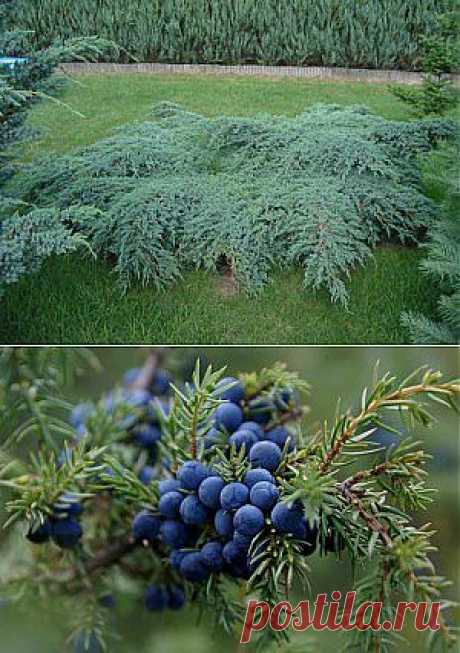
[[60, 62, 460, 85]]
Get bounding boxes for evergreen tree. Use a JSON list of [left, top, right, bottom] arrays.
[[390, 7, 459, 116]]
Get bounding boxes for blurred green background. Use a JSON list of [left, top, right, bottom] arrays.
[[0, 346, 458, 653]]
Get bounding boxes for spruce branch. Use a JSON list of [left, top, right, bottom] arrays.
[[318, 369, 459, 474], [341, 444, 429, 487], [1, 442, 106, 528], [0, 347, 99, 450], [0, 355, 458, 652], [241, 363, 310, 402], [341, 440, 435, 512], [159, 360, 228, 464], [98, 455, 158, 508], [340, 483, 393, 549]]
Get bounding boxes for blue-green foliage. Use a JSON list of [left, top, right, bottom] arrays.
[[390, 9, 459, 116], [0, 26, 119, 154], [0, 207, 93, 287], [0, 4, 119, 294], [7, 0, 449, 71], [4, 103, 455, 304]]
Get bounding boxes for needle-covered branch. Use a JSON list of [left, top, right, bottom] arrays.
[[0, 351, 458, 653], [318, 368, 459, 473]]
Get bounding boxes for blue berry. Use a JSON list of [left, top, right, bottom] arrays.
[[70, 403, 94, 428], [144, 585, 168, 611], [265, 426, 295, 451], [271, 502, 306, 539], [180, 552, 210, 583], [159, 479, 181, 495], [228, 560, 251, 580], [124, 388, 152, 407], [54, 493, 83, 517], [275, 388, 294, 409], [160, 520, 190, 549], [244, 468, 275, 489], [132, 511, 161, 542], [232, 531, 253, 551], [101, 465, 115, 482], [214, 509, 234, 539], [74, 632, 102, 653], [179, 495, 210, 525], [51, 518, 82, 549], [222, 540, 246, 565], [249, 441, 281, 471], [233, 505, 265, 536], [214, 403, 243, 433], [204, 427, 222, 449], [27, 519, 52, 544], [167, 586, 186, 610], [215, 377, 245, 404], [229, 429, 257, 454], [177, 461, 213, 491], [132, 423, 162, 448], [74, 423, 87, 441], [159, 491, 183, 519], [170, 549, 187, 570], [198, 476, 225, 509], [220, 482, 249, 510], [250, 481, 279, 512], [138, 465, 156, 486], [240, 421, 264, 440], [151, 369, 172, 396], [201, 541, 224, 571]]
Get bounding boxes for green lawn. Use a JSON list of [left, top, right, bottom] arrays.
[[0, 247, 438, 344], [1, 74, 442, 344], [24, 74, 414, 154]]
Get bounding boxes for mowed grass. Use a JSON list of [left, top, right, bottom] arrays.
[[0, 247, 438, 344], [1, 74, 441, 343], [23, 73, 414, 154]]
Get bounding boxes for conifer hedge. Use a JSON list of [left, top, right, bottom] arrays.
[[6, 0, 450, 70]]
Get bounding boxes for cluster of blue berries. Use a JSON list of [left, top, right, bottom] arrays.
[[67, 367, 173, 486], [117, 367, 172, 484], [205, 376, 297, 457], [128, 375, 316, 598], [132, 448, 318, 597], [28, 367, 173, 551], [27, 493, 83, 549]]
